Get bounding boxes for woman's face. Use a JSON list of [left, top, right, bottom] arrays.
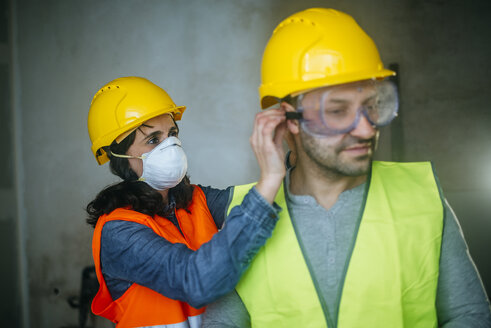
[[126, 113, 179, 178]]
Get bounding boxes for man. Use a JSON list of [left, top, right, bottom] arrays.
[[202, 8, 491, 327]]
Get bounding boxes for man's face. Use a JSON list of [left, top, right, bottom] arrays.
[[297, 82, 379, 177]]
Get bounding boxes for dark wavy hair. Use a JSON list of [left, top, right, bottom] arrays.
[[86, 126, 194, 228]]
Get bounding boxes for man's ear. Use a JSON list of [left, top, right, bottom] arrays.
[[280, 102, 300, 135]]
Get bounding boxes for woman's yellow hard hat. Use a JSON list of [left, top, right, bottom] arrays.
[[87, 77, 185, 165]]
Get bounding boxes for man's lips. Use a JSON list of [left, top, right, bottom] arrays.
[[342, 144, 372, 155]]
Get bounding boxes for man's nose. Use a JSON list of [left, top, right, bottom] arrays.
[[350, 114, 377, 139]]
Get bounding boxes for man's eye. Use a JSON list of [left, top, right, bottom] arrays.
[[324, 107, 348, 116], [169, 130, 179, 137], [364, 104, 377, 113]]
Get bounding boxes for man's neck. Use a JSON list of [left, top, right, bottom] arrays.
[[289, 161, 367, 211]]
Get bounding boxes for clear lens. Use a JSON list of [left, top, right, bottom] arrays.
[[297, 80, 398, 136], [371, 80, 398, 126]]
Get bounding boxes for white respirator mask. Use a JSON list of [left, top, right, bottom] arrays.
[[112, 136, 188, 190]]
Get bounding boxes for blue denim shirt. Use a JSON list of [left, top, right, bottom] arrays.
[[100, 184, 279, 308]]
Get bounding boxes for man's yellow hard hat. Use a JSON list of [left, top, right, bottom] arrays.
[[259, 8, 395, 109], [87, 76, 185, 165]]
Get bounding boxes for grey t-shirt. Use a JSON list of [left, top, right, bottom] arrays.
[[202, 169, 491, 327]]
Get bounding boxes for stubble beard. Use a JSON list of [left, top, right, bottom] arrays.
[[300, 130, 377, 178]]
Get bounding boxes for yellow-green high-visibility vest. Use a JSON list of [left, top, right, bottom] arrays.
[[228, 161, 444, 328]]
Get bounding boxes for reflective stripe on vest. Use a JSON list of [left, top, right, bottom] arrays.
[[228, 162, 443, 328], [92, 186, 218, 328]]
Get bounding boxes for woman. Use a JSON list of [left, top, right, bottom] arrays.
[[86, 76, 286, 327]]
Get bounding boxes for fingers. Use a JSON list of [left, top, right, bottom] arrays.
[[273, 120, 286, 146], [250, 108, 286, 173], [250, 108, 286, 148], [250, 108, 289, 204]]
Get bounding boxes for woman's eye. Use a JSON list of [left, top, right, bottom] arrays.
[[147, 137, 160, 144]]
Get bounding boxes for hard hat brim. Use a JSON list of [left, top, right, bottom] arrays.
[[260, 68, 396, 109], [92, 105, 185, 165]]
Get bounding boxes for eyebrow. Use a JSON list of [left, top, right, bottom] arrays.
[[327, 94, 377, 104], [327, 98, 350, 104], [137, 123, 154, 136], [142, 130, 162, 142], [137, 124, 179, 142], [362, 94, 377, 104]]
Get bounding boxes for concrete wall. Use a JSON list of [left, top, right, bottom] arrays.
[[1, 0, 21, 326], [5, 0, 490, 327]]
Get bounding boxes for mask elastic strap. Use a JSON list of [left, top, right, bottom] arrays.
[[110, 152, 146, 182], [110, 152, 143, 160]]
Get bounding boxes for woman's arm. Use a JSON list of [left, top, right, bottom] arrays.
[[101, 108, 288, 308], [101, 185, 280, 309]]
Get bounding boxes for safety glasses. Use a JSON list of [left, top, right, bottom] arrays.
[[284, 80, 399, 137]]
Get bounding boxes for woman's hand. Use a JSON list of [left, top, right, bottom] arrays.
[[250, 108, 287, 204]]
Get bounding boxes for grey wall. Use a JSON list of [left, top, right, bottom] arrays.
[[5, 0, 490, 327], [1, 0, 21, 326]]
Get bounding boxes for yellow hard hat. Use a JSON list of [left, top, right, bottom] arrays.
[[88, 76, 186, 165], [259, 8, 395, 109]]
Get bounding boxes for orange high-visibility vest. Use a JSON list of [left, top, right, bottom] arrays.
[[91, 186, 218, 328]]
